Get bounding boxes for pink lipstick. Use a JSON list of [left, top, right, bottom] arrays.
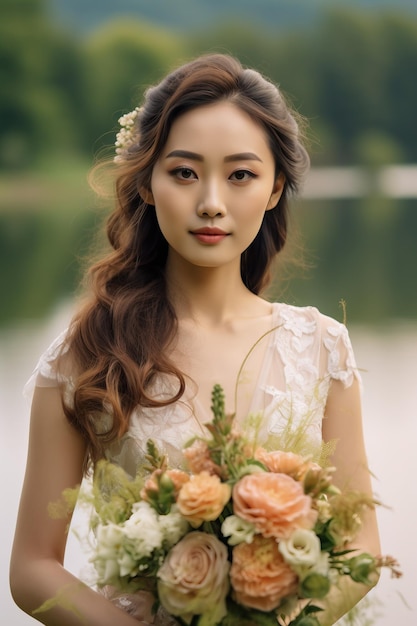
[[190, 227, 229, 244]]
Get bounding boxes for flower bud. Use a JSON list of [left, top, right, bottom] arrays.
[[300, 572, 331, 599], [303, 467, 322, 494], [159, 472, 175, 492], [348, 553, 378, 584]]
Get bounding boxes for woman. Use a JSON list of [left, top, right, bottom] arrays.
[[10, 54, 380, 625]]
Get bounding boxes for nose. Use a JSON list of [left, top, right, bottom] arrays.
[[196, 180, 226, 218]]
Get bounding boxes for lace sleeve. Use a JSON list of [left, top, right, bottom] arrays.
[[320, 314, 361, 389]]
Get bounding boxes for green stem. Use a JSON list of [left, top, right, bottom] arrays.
[[233, 323, 282, 413]]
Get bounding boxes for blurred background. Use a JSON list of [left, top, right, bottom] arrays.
[[1, 0, 416, 623]]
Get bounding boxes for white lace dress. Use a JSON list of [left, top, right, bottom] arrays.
[[26, 303, 360, 623]]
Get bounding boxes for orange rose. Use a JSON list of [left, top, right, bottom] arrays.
[[166, 469, 191, 493], [255, 448, 310, 479], [233, 472, 317, 539], [177, 471, 231, 527], [230, 535, 298, 611]]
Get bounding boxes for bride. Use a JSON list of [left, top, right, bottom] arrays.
[[10, 53, 380, 625]]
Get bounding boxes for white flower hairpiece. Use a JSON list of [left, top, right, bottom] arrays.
[[114, 106, 141, 163]]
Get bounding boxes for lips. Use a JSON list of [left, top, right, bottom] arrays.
[[191, 227, 228, 235], [190, 227, 229, 245]]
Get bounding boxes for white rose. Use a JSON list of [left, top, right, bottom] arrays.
[[221, 514, 256, 546], [124, 501, 163, 556], [278, 528, 321, 568]]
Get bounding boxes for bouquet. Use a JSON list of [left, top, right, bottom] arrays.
[[86, 385, 400, 626]]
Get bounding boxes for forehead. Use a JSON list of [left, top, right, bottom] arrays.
[[162, 101, 272, 156]]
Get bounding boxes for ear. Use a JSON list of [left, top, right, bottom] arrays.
[[266, 172, 285, 211], [139, 185, 155, 206]]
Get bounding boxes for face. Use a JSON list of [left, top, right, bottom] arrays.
[[143, 101, 284, 274]]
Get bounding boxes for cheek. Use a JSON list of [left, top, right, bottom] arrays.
[[152, 182, 191, 219], [237, 196, 269, 226], [235, 202, 269, 246], [151, 182, 171, 210], [153, 195, 178, 234], [237, 182, 274, 212], [154, 207, 175, 240]]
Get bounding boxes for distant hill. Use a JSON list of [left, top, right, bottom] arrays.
[[50, 0, 417, 34]]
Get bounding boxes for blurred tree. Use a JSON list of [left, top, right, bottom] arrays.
[[83, 20, 186, 155], [50, 0, 417, 35], [188, 21, 273, 74], [210, 8, 416, 165], [2, 2, 417, 167], [303, 8, 417, 164], [307, 8, 386, 164], [377, 13, 417, 161], [1, 2, 417, 324], [353, 131, 404, 173], [0, 0, 88, 168]]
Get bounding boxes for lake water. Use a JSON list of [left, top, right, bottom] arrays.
[[1, 302, 416, 624]]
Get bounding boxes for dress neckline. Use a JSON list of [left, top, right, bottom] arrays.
[[189, 302, 282, 426]]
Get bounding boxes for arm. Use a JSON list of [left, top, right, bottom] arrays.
[[318, 377, 381, 626], [10, 385, 145, 626]]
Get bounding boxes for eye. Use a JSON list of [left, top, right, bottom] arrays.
[[170, 167, 197, 181], [229, 169, 256, 182]]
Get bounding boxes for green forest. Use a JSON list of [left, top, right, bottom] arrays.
[[51, 0, 417, 34], [1, 0, 416, 326]]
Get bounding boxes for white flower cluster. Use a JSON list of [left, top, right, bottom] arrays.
[[114, 106, 141, 163], [92, 501, 189, 583]]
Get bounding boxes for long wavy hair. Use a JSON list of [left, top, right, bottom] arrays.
[[61, 54, 310, 466]]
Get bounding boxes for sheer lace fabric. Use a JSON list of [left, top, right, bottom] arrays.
[[25, 303, 360, 623]]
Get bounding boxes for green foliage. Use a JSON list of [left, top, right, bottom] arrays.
[[51, 0, 417, 34], [309, 8, 417, 163], [353, 131, 404, 168], [0, 162, 97, 324], [1, 2, 417, 324], [0, 0, 87, 168], [376, 13, 417, 159], [2, 1, 417, 164], [188, 8, 417, 163], [83, 19, 187, 154], [92, 459, 144, 524]]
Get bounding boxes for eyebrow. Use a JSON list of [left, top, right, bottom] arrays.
[[165, 149, 263, 163]]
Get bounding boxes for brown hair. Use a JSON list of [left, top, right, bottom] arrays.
[[63, 54, 310, 466]]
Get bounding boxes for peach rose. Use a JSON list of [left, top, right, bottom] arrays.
[[177, 471, 231, 527], [183, 440, 222, 476], [255, 448, 311, 479], [157, 531, 230, 623], [233, 472, 317, 539], [230, 535, 298, 611], [166, 469, 191, 493]]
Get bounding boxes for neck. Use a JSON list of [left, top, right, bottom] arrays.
[[165, 256, 267, 326]]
